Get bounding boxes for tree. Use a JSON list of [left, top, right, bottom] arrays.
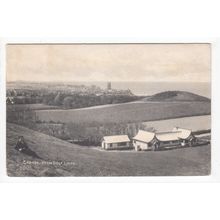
[[63, 96, 73, 109], [54, 92, 62, 106], [67, 123, 86, 140]]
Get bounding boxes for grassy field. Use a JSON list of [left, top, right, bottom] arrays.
[[35, 101, 211, 124], [7, 123, 211, 176], [143, 115, 211, 132], [7, 103, 58, 111]]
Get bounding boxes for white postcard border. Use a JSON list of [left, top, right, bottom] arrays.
[[0, 37, 219, 182]]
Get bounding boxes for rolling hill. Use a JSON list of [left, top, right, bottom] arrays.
[[142, 91, 210, 102]]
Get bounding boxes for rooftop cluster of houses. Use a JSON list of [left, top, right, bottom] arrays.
[[6, 82, 134, 105], [101, 127, 195, 151]]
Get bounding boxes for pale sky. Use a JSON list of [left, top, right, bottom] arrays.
[[7, 44, 211, 82]]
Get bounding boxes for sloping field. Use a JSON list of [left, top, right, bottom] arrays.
[[7, 123, 210, 176], [35, 101, 211, 124], [7, 103, 58, 111], [143, 115, 211, 132]]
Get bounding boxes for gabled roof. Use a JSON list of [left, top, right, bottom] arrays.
[[172, 127, 192, 139], [103, 135, 130, 144], [133, 130, 155, 143], [156, 127, 192, 142], [133, 128, 192, 143]]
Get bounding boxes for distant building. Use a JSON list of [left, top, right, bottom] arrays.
[[101, 135, 130, 150], [107, 82, 112, 90], [6, 97, 15, 104], [133, 128, 195, 151]]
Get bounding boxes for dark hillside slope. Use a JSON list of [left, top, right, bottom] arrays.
[[7, 123, 210, 176], [143, 91, 210, 102]]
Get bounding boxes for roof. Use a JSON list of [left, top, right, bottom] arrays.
[[172, 127, 192, 139], [156, 131, 182, 141], [133, 130, 155, 143], [133, 128, 192, 143], [156, 127, 192, 141], [103, 135, 130, 144]]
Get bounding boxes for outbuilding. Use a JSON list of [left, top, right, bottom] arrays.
[[101, 135, 131, 150], [133, 130, 156, 151], [133, 127, 195, 151], [171, 127, 195, 146]]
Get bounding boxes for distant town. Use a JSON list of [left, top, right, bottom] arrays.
[[7, 81, 136, 108]]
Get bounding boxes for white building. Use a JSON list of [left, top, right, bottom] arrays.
[[133, 128, 195, 151], [101, 135, 130, 150], [133, 130, 156, 151]]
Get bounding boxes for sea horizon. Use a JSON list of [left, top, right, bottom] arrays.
[[7, 81, 211, 98]]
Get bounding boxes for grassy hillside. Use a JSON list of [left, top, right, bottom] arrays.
[[7, 103, 58, 111], [143, 91, 210, 102], [36, 101, 211, 124], [7, 123, 210, 176]]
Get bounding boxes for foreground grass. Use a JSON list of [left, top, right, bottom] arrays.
[[7, 123, 211, 177]]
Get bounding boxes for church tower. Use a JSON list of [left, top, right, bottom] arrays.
[[107, 82, 111, 90]]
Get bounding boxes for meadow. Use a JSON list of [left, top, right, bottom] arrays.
[[143, 115, 211, 132], [7, 103, 58, 112], [35, 101, 211, 125]]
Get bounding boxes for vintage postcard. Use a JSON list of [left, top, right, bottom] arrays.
[[6, 43, 211, 177]]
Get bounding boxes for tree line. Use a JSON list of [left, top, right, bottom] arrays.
[[43, 93, 140, 109], [7, 108, 155, 146]]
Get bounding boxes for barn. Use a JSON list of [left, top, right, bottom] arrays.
[[101, 135, 130, 150], [133, 128, 195, 151]]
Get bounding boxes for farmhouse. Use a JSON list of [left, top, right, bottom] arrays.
[[133, 128, 195, 151], [101, 135, 130, 150]]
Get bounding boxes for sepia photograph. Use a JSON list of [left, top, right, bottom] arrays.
[[2, 2, 220, 220], [6, 43, 211, 177]]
